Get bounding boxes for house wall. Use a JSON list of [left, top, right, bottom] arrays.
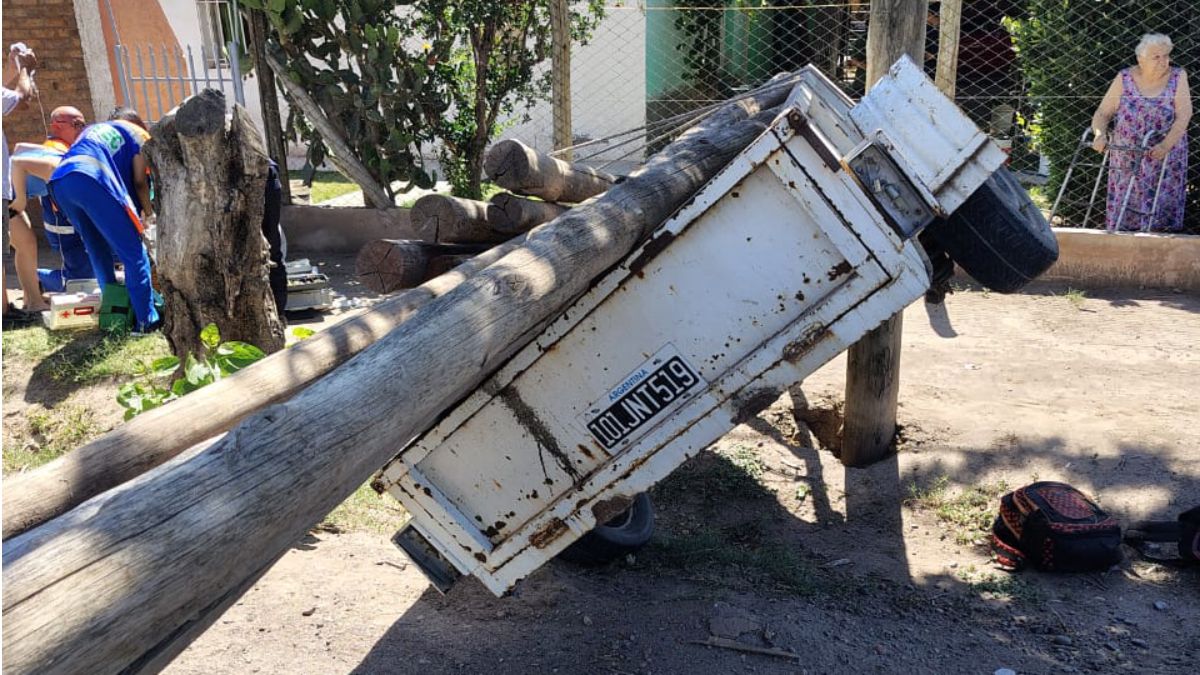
[[100, 0, 186, 120], [1, 0, 99, 145]]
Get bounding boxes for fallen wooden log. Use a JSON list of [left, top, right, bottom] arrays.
[[355, 239, 492, 294], [410, 194, 508, 244], [487, 192, 571, 233], [0, 242, 521, 540], [1, 78, 792, 674], [483, 139, 618, 203]]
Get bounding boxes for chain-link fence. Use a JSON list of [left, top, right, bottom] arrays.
[[512, 1, 1196, 232]]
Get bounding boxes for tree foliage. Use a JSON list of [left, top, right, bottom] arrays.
[[241, 0, 603, 201], [1005, 1, 1198, 231]]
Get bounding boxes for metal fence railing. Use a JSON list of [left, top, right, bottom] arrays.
[[114, 42, 246, 124], [504, 0, 1196, 233]]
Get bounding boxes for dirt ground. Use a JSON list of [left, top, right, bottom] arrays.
[[161, 278, 1198, 674], [5, 246, 1199, 674]]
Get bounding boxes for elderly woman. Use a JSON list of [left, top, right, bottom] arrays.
[[1091, 33, 1192, 232]]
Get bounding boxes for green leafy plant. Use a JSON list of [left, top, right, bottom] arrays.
[[116, 324, 266, 420], [243, 0, 603, 201]]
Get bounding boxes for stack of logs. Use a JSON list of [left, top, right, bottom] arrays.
[[355, 140, 618, 294]]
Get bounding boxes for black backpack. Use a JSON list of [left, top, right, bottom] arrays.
[[992, 482, 1122, 572]]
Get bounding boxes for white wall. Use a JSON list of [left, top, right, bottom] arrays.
[[499, 4, 648, 164]]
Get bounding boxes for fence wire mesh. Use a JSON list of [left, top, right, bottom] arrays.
[[539, 0, 1196, 232]]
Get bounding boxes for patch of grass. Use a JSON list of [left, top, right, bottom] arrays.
[[653, 448, 772, 503], [318, 482, 410, 534], [957, 565, 1043, 603], [907, 475, 1010, 546], [647, 525, 816, 595], [3, 404, 104, 474], [1063, 287, 1087, 309], [45, 330, 172, 384], [2, 325, 71, 361], [289, 170, 360, 204]]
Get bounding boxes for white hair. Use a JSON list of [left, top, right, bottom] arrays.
[[1136, 33, 1173, 57]]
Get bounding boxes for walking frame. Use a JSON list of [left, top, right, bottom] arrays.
[[1050, 128, 1169, 233]]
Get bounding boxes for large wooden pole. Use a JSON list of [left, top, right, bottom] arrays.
[[2, 83, 793, 674], [484, 139, 617, 203], [934, 0, 962, 98], [841, 0, 927, 467], [355, 240, 493, 294], [0, 244, 520, 539], [549, 0, 573, 161]]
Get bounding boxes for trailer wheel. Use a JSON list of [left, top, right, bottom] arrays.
[[559, 493, 655, 565], [923, 166, 1058, 293]]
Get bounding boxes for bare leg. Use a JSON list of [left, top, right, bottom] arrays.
[[9, 211, 48, 311]]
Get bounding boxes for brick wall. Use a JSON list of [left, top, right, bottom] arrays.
[[2, 0, 98, 146]]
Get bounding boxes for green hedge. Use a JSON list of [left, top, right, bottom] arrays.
[[1006, 1, 1199, 232]]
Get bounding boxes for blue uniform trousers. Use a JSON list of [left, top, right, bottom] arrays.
[[49, 172, 159, 329]]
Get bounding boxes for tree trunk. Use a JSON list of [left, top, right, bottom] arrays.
[[245, 9, 291, 204], [1, 243, 521, 540], [410, 194, 508, 244], [1, 81, 792, 675], [483, 139, 617, 203], [146, 90, 286, 360], [264, 53, 393, 209], [841, 0, 927, 467], [355, 240, 493, 294], [488, 193, 571, 233]]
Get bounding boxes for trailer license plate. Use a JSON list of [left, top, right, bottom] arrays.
[[585, 346, 705, 451]]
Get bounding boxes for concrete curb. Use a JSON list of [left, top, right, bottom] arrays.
[[1040, 228, 1200, 292], [281, 205, 415, 253]]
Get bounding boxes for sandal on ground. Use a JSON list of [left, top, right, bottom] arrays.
[[2, 307, 41, 329]]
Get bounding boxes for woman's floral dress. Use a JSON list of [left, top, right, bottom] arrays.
[[1106, 67, 1188, 232]]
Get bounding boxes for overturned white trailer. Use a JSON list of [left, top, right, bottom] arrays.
[[376, 58, 1039, 595]]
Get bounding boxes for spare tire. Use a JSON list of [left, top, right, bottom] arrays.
[[558, 493, 655, 565], [923, 166, 1058, 293]]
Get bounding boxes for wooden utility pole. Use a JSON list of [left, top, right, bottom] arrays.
[[549, 0, 573, 160], [935, 0, 962, 98], [245, 8, 292, 204], [840, 0, 928, 467]]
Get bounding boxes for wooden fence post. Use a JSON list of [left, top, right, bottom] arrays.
[[549, 0, 573, 161], [935, 0, 962, 98], [840, 0, 928, 467]]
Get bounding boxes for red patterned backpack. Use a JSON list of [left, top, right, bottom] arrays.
[[992, 482, 1122, 571]]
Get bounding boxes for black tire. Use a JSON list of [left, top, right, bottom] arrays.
[[558, 493, 655, 565], [923, 166, 1058, 293]]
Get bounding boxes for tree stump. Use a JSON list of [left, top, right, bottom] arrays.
[[146, 90, 285, 359]]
